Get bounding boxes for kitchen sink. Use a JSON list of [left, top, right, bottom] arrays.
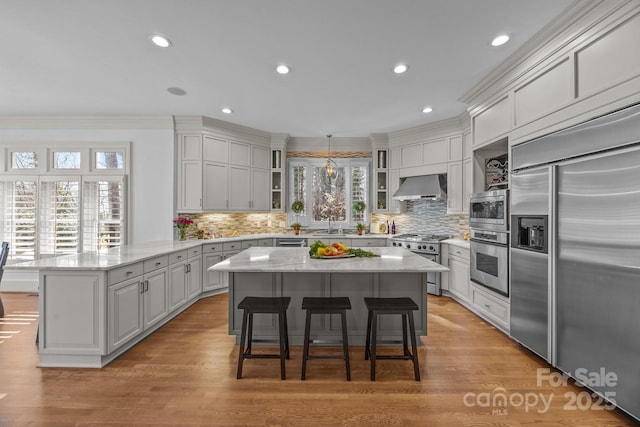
[[312, 229, 356, 237]]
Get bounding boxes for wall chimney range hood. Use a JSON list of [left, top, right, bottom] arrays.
[[392, 174, 446, 201]]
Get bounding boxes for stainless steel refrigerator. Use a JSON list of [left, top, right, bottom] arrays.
[[510, 103, 640, 421]]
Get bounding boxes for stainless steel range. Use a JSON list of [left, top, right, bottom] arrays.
[[388, 234, 450, 295]]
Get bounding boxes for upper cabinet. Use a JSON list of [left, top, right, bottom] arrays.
[[175, 117, 271, 213]]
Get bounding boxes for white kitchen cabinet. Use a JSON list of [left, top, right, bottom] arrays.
[[168, 261, 187, 312], [142, 268, 169, 330], [448, 246, 471, 304], [388, 169, 402, 213], [203, 253, 224, 292], [229, 140, 250, 166], [186, 254, 202, 301], [229, 165, 251, 210], [446, 161, 464, 214], [203, 162, 228, 210], [179, 160, 203, 210], [107, 276, 143, 353], [252, 145, 270, 169], [251, 168, 270, 211], [463, 157, 472, 213]]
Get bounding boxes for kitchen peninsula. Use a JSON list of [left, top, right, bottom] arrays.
[[209, 246, 448, 346]]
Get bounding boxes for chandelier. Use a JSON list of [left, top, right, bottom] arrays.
[[325, 134, 338, 180]]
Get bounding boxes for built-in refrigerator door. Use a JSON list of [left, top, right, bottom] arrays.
[[510, 167, 552, 361], [556, 146, 640, 420]]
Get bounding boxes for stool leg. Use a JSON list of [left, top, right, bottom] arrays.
[[407, 311, 421, 381], [402, 313, 410, 357], [237, 310, 249, 379], [246, 312, 254, 355], [301, 310, 312, 380], [370, 311, 378, 381], [278, 310, 287, 380], [364, 309, 373, 360], [340, 310, 351, 381], [284, 309, 290, 360]]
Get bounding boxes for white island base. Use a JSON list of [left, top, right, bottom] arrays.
[[211, 247, 449, 346]]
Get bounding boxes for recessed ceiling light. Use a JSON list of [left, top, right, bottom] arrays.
[[222, 108, 233, 114], [422, 107, 433, 114], [276, 65, 290, 75], [393, 64, 408, 74], [150, 34, 172, 48], [491, 34, 510, 47], [167, 87, 186, 96]]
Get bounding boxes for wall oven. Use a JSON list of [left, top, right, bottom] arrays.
[[470, 229, 509, 296], [469, 189, 509, 232]]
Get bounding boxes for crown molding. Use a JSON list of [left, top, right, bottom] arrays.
[[0, 116, 174, 129], [174, 115, 271, 142], [388, 116, 464, 146], [460, 0, 633, 110]]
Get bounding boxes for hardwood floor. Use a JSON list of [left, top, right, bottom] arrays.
[[0, 291, 636, 426]]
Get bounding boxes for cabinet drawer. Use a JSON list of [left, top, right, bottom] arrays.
[[448, 246, 470, 262], [143, 255, 169, 273], [472, 286, 509, 326], [169, 250, 188, 264], [202, 243, 223, 253], [223, 241, 241, 251], [108, 262, 143, 285], [355, 238, 386, 247], [257, 238, 273, 247], [241, 239, 258, 249], [188, 247, 201, 258]]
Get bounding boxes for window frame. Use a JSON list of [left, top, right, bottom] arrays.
[[288, 158, 370, 229], [0, 142, 130, 261]]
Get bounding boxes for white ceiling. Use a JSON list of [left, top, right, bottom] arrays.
[[1, 0, 573, 137]]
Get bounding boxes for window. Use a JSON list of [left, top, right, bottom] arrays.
[[95, 151, 124, 169], [289, 159, 369, 228], [11, 151, 38, 169], [0, 143, 129, 261], [53, 151, 81, 169]]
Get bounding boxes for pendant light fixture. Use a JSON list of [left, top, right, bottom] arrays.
[[325, 134, 338, 180]]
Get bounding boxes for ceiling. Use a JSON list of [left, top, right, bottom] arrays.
[[1, 0, 573, 137]]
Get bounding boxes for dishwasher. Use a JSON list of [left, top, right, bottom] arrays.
[[275, 238, 308, 247]]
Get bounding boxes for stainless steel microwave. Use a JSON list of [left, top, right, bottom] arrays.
[[469, 189, 509, 232]]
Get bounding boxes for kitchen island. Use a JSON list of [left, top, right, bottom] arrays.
[[209, 246, 448, 346]]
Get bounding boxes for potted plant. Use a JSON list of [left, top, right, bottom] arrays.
[[291, 222, 302, 235], [356, 223, 366, 235]]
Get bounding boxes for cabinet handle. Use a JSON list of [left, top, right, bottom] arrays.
[[484, 304, 491, 309], [200, 198, 202, 207], [177, 255, 182, 259], [139, 282, 144, 294], [187, 264, 191, 273], [193, 250, 199, 254], [184, 264, 189, 274], [456, 251, 461, 255], [126, 271, 133, 276], [155, 262, 162, 266], [144, 280, 149, 292]]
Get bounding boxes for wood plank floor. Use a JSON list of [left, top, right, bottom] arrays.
[[0, 292, 636, 426]]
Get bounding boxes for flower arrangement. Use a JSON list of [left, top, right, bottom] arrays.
[[173, 216, 194, 240]]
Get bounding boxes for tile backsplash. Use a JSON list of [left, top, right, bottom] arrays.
[[179, 199, 468, 239], [372, 199, 468, 238]]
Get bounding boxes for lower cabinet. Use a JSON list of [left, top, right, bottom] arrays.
[[108, 266, 169, 353], [448, 246, 471, 304], [169, 250, 202, 312]]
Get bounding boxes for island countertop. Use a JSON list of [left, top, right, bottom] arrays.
[[208, 246, 449, 273]]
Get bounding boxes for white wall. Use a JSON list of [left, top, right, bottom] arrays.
[[0, 117, 175, 291]]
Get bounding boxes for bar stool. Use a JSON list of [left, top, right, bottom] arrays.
[[236, 296, 291, 380], [364, 297, 421, 381], [301, 297, 352, 381]]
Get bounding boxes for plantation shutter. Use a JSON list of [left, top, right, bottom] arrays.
[[39, 176, 80, 258], [83, 176, 126, 252], [0, 177, 38, 261]]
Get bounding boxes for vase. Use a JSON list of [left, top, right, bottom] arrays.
[[179, 228, 187, 240]]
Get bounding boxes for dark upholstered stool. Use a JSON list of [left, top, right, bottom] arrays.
[[301, 297, 352, 381], [236, 296, 291, 380], [364, 297, 421, 381]]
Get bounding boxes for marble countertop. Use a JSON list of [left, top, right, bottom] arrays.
[[208, 246, 449, 273], [6, 240, 203, 271], [442, 238, 471, 250]]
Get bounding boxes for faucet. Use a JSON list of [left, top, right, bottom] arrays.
[[328, 217, 333, 234]]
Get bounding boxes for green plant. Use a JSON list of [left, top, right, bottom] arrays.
[[352, 200, 366, 213], [291, 200, 304, 214], [291, 222, 301, 230], [356, 223, 366, 231]]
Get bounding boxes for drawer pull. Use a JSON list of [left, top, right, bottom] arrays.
[[484, 304, 491, 309], [155, 262, 162, 266], [177, 255, 182, 259], [126, 271, 133, 275], [456, 251, 462, 255]]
